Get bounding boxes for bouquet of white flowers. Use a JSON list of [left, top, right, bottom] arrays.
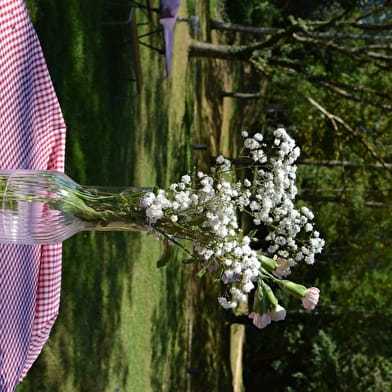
[[139, 128, 324, 328], [0, 128, 323, 328]]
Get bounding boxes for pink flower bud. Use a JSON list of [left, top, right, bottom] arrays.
[[272, 258, 291, 278], [301, 287, 320, 310], [248, 312, 271, 329], [268, 305, 287, 321]]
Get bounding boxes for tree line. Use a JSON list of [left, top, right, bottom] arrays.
[[189, 1, 392, 390]]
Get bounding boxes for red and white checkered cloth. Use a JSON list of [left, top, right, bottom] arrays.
[[0, 1, 66, 390]]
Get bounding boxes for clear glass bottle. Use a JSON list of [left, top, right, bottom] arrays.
[[0, 170, 152, 244]]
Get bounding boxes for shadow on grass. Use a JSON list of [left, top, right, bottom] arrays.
[[188, 276, 233, 392], [17, 1, 147, 390], [149, 258, 233, 392], [150, 254, 190, 391], [22, 231, 142, 391], [16, 0, 211, 390], [31, 0, 143, 184]]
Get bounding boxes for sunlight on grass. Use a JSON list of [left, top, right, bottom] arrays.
[[17, 0, 236, 390], [16, 1, 194, 391]]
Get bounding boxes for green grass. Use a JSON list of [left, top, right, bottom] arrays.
[[17, 0, 235, 390], [17, 1, 195, 391]]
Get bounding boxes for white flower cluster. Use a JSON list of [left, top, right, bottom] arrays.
[[216, 236, 262, 309], [241, 129, 325, 265], [139, 128, 324, 310]]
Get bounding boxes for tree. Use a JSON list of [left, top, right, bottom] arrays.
[[191, 2, 392, 390], [188, 3, 392, 169]]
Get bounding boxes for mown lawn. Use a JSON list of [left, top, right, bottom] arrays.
[[17, 0, 197, 391], [17, 0, 235, 390]]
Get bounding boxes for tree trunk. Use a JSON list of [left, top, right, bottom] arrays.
[[209, 18, 392, 42], [188, 40, 251, 61], [209, 19, 279, 36], [189, 25, 300, 61]]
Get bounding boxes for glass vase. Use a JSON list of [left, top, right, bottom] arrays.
[[0, 170, 152, 244]]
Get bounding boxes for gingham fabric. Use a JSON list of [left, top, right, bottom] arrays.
[[0, 0, 66, 390]]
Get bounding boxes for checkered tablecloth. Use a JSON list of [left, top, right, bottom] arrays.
[[0, 1, 66, 390]]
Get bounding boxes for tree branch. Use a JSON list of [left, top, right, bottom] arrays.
[[340, 21, 392, 31], [221, 91, 263, 99], [210, 18, 392, 42], [308, 77, 392, 102], [292, 33, 391, 69], [298, 193, 392, 208], [309, 78, 392, 110], [366, 51, 392, 63], [304, 96, 392, 173], [297, 159, 392, 170], [209, 19, 280, 35]]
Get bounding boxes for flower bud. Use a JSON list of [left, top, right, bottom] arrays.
[[280, 280, 307, 298], [272, 257, 291, 278], [301, 287, 320, 310], [258, 255, 277, 271], [262, 282, 278, 309], [268, 305, 287, 321], [248, 312, 271, 329]]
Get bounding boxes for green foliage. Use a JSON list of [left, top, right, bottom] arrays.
[[24, 0, 39, 23], [275, 330, 392, 392], [222, 0, 281, 25], [222, 0, 347, 26], [217, 2, 392, 391], [341, 353, 392, 391]]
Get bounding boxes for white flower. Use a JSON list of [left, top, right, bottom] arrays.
[[233, 247, 243, 257], [305, 254, 315, 264], [253, 133, 263, 141], [218, 297, 237, 309], [233, 262, 242, 274], [268, 305, 287, 321], [248, 312, 271, 329], [140, 192, 155, 208], [249, 201, 260, 211], [223, 242, 234, 252], [243, 178, 252, 187], [181, 175, 191, 184], [145, 205, 163, 223], [302, 287, 320, 310], [244, 138, 260, 150], [242, 236, 251, 246], [242, 281, 254, 293], [301, 206, 314, 220], [216, 155, 225, 164], [251, 149, 267, 163]]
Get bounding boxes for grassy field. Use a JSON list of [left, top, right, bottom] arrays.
[[15, 0, 241, 390], [17, 0, 198, 391]]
